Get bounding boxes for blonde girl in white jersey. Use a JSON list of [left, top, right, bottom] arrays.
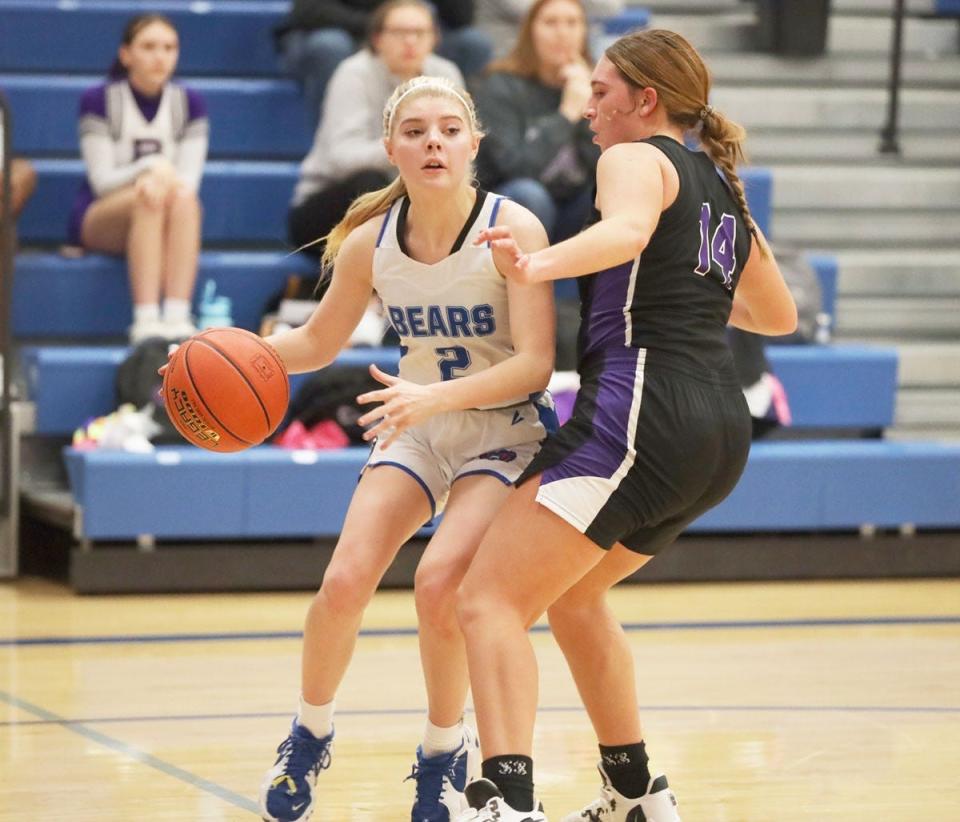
[[257, 76, 556, 822]]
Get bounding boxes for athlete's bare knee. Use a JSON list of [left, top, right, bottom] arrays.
[[548, 589, 606, 637], [167, 187, 200, 217], [414, 564, 459, 630], [316, 561, 378, 617]]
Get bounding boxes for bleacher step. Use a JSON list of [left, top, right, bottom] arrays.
[[745, 130, 960, 166], [19, 344, 898, 436], [711, 86, 960, 130], [5, 75, 312, 160], [772, 208, 960, 248], [61, 440, 960, 541], [835, 297, 960, 338], [771, 166, 960, 210]]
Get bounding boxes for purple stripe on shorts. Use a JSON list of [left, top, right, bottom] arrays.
[[581, 260, 633, 354], [542, 346, 641, 484]]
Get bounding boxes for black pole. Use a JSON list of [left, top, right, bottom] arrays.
[[0, 91, 12, 519], [879, 0, 906, 155]]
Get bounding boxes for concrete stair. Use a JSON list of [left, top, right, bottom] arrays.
[[627, 0, 960, 440]]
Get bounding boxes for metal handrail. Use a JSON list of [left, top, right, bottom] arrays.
[[879, 0, 906, 155], [0, 91, 13, 519]]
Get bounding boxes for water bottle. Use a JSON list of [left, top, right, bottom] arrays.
[[814, 311, 832, 345], [197, 280, 233, 329]]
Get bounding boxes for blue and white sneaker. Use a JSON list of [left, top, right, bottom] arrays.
[[409, 724, 481, 821], [259, 721, 333, 822]]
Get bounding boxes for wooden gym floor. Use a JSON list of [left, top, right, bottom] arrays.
[[1, 576, 958, 821]]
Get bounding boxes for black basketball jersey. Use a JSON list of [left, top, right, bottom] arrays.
[[577, 135, 753, 384]]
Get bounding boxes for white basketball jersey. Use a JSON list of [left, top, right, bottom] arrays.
[[373, 191, 523, 409], [104, 80, 191, 166]]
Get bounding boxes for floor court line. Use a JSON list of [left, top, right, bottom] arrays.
[[0, 688, 260, 816], [3, 702, 959, 729], [3, 613, 958, 647]]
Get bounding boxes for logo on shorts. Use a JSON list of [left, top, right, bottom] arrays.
[[479, 449, 517, 462]]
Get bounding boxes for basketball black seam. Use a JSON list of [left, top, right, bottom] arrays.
[[182, 342, 257, 446], [200, 328, 289, 405], [192, 336, 274, 431]]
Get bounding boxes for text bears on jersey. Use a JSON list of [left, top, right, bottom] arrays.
[[386, 304, 497, 338]]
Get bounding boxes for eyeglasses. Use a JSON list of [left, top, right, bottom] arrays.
[[381, 27, 433, 41]]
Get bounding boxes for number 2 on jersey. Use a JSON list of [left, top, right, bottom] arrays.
[[695, 202, 736, 288], [436, 346, 471, 381]]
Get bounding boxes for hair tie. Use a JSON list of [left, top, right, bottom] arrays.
[[699, 105, 714, 122]]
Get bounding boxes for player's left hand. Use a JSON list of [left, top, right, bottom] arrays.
[[356, 364, 444, 449]]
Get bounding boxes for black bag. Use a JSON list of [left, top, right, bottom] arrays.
[[115, 337, 185, 444], [280, 363, 383, 445]]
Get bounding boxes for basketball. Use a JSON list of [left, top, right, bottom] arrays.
[[162, 327, 289, 452]]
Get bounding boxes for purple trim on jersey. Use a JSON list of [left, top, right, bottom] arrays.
[[375, 202, 393, 247], [183, 86, 208, 120], [541, 346, 641, 484], [454, 469, 513, 486], [581, 260, 634, 356], [366, 460, 436, 519], [78, 84, 108, 117], [130, 84, 162, 122]]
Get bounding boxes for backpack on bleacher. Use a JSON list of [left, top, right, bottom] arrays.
[[115, 337, 185, 444], [278, 364, 382, 445]]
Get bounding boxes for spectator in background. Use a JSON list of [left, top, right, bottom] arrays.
[[69, 13, 208, 344], [274, 0, 492, 127], [476, 0, 625, 59], [471, 0, 599, 243], [288, 0, 463, 257]]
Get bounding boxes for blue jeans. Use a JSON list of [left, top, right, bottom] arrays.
[[279, 28, 355, 128], [496, 178, 594, 243]]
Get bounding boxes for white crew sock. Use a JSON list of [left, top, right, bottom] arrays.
[[162, 298, 191, 323], [133, 303, 160, 323], [422, 718, 464, 757], [297, 695, 334, 739]]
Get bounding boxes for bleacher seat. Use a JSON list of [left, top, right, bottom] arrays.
[[0, 0, 287, 77], [12, 251, 316, 338], [21, 344, 897, 436], [12, 248, 833, 340], [17, 161, 774, 246], [62, 439, 960, 540], [20, 158, 297, 244], [3, 75, 312, 159]]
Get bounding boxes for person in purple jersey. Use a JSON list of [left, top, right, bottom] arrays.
[[69, 14, 209, 344], [452, 29, 798, 822]]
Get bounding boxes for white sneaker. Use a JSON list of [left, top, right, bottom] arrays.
[[128, 317, 168, 344], [161, 318, 198, 341], [457, 779, 548, 822], [561, 764, 680, 821]]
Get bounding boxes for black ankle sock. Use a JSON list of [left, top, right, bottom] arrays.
[[482, 755, 535, 812], [599, 741, 651, 799]]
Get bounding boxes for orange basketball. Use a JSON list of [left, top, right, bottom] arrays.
[[162, 327, 289, 452]]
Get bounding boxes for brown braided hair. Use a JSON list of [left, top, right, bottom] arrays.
[[604, 29, 766, 253]]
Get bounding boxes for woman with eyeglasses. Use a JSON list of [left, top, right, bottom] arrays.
[[287, 0, 464, 259]]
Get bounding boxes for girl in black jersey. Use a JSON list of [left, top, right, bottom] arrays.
[[454, 29, 797, 822]]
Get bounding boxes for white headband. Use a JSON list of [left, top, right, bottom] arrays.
[[386, 80, 472, 134]]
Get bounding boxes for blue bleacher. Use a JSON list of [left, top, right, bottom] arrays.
[[16, 161, 773, 247], [12, 251, 316, 338], [9, 0, 960, 558], [934, 0, 960, 14], [0, 0, 287, 77], [11, 248, 834, 340], [62, 440, 960, 540], [20, 344, 896, 437], [3, 75, 312, 159]]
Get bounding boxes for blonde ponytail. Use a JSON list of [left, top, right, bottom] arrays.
[[319, 176, 407, 274]]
